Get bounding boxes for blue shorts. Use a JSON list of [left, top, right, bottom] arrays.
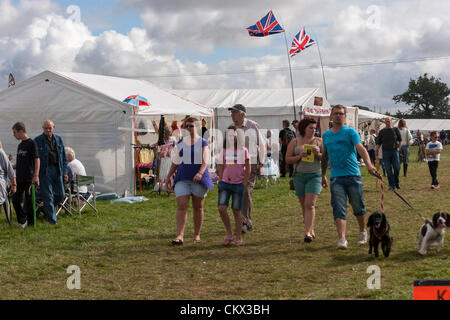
[[217, 181, 245, 211], [330, 175, 366, 220], [293, 171, 322, 197], [174, 180, 209, 198]]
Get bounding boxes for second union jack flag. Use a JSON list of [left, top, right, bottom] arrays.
[[247, 10, 284, 37], [290, 27, 315, 57]]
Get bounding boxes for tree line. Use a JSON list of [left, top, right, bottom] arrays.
[[354, 73, 450, 119]]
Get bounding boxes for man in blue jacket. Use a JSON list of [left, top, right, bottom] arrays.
[[35, 120, 68, 224]]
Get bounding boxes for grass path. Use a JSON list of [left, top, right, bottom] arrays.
[[0, 146, 448, 299]]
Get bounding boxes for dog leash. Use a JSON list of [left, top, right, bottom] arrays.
[[370, 171, 384, 213], [392, 189, 428, 222], [370, 171, 427, 222]]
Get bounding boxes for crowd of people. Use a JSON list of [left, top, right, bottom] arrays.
[[164, 104, 445, 249], [0, 107, 445, 250], [0, 120, 86, 227]]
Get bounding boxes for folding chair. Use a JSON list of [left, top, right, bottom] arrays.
[[56, 182, 76, 216], [74, 174, 98, 215]]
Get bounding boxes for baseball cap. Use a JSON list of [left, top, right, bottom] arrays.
[[228, 104, 246, 113]]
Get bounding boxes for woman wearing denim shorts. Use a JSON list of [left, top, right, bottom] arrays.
[[167, 117, 213, 245], [216, 126, 250, 246], [286, 117, 323, 243]]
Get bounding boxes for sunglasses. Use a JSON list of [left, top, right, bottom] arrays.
[[185, 124, 195, 128]]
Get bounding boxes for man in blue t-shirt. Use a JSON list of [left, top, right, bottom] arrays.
[[321, 105, 377, 250]]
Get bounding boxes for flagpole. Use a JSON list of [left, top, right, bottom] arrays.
[[312, 33, 328, 100], [282, 32, 297, 120]]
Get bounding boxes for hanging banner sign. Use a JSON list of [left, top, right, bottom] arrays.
[[303, 106, 330, 117]]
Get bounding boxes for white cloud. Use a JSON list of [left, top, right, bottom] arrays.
[[1, 0, 449, 113]]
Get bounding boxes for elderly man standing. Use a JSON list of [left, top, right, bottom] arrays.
[[375, 117, 402, 190], [228, 104, 265, 232], [35, 120, 68, 224]]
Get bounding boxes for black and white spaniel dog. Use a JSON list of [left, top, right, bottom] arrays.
[[367, 211, 393, 258], [418, 211, 449, 255]]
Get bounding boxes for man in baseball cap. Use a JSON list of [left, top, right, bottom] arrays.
[[228, 104, 247, 113], [228, 103, 265, 233]]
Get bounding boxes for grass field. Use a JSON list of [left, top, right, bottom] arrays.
[[0, 146, 448, 300]]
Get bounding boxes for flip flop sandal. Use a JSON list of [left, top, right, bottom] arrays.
[[235, 239, 245, 246], [222, 236, 234, 246], [171, 239, 184, 245]]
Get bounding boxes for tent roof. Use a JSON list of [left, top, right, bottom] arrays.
[[54, 71, 213, 117], [173, 87, 328, 108], [358, 109, 388, 121], [403, 119, 450, 131]]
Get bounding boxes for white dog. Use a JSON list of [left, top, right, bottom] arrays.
[[418, 211, 449, 255]]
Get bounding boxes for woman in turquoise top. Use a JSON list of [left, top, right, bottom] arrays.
[[285, 117, 323, 243]]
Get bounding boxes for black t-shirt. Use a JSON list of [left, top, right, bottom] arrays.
[[279, 128, 296, 147], [16, 138, 39, 182], [376, 127, 402, 152], [46, 136, 59, 167]]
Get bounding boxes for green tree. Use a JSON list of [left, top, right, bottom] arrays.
[[393, 73, 450, 118]]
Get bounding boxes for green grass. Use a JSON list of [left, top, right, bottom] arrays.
[[0, 146, 449, 299]]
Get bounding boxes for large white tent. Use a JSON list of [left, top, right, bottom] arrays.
[[402, 119, 450, 131], [0, 70, 213, 195], [172, 88, 344, 137]]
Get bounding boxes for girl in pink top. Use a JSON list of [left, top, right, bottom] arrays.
[[216, 126, 250, 246]]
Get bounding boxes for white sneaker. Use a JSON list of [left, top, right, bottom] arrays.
[[338, 238, 348, 250], [358, 231, 368, 245]]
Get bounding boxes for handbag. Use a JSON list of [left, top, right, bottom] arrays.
[[289, 178, 295, 190]]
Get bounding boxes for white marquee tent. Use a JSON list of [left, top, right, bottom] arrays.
[[402, 119, 450, 131], [0, 70, 213, 195], [173, 88, 348, 135]]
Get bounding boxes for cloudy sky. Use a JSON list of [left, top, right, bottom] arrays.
[[1, 0, 449, 113]]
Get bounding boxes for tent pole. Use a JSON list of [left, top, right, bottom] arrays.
[[282, 31, 297, 120]]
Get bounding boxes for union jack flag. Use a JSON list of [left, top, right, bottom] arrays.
[[247, 10, 284, 37], [289, 27, 315, 57]]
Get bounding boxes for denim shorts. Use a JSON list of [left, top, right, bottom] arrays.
[[330, 175, 366, 220], [292, 171, 322, 197], [174, 180, 209, 198], [217, 181, 245, 211]]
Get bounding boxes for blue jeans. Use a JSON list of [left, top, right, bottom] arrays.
[[382, 150, 400, 188], [330, 176, 366, 221], [218, 181, 245, 211], [399, 145, 410, 165], [40, 166, 64, 224]]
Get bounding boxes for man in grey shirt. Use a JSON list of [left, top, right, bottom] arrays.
[[0, 141, 17, 210], [228, 104, 266, 232]]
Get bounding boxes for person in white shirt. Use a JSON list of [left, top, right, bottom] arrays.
[[397, 119, 413, 177], [366, 129, 377, 166], [425, 131, 443, 189], [65, 147, 88, 194]]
